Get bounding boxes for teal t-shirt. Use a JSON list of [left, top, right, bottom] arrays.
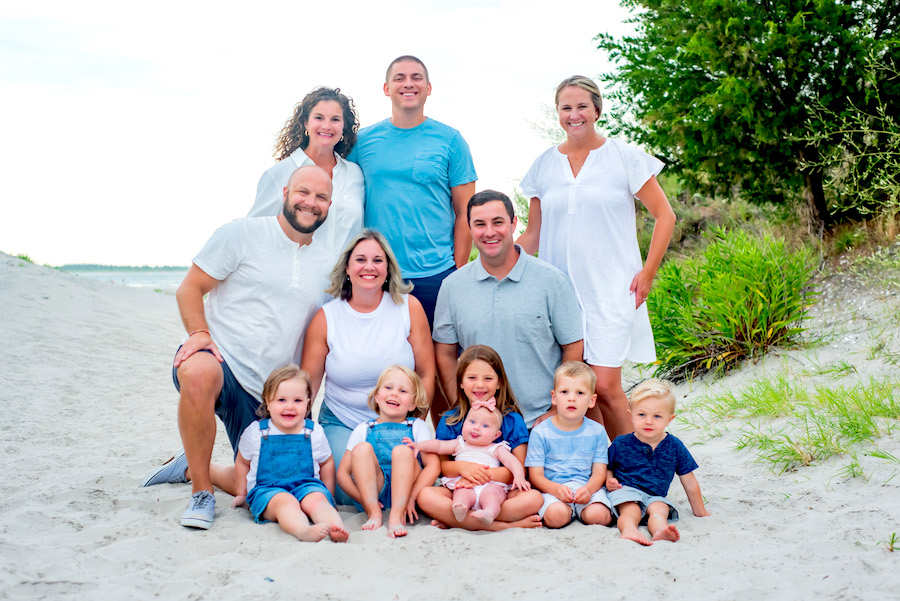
[[348, 118, 477, 278]]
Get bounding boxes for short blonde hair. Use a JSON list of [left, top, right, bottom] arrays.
[[326, 229, 412, 304], [257, 365, 312, 418], [553, 361, 597, 392], [367, 365, 429, 415], [629, 379, 676, 414], [555, 75, 602, 118]]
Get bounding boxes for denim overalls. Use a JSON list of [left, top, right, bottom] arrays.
[[359, 418, 415, 509], [246, 418, 334, 523]]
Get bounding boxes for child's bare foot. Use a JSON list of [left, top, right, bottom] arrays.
[[451, 503, 469, 522], [361, 514, 383, 531], [328, 523, 349, 543], [387, 522, 408, 538], [429, 519, 449, 529], [652, 524, 680, 542], [292, 523, 331, 542], [619, 526, 653, 546], [470, 510, 495, 526]]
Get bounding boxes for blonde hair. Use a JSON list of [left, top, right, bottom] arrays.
[[628, 379, 676, 414], [553, 361, 597, 392], [257, 366, 312, 418], [367, 365, 429, 415], [325, 229, 412, 304], [446, 345, 523, 427], [555, 75, 602, 118]]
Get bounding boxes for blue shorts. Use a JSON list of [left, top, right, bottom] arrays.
[[406, 266, 455, 330], [607, 485, 680, 523], [538, 480, 613, 522], [248, 480, 335, 523], [172, 348, 260, 456]]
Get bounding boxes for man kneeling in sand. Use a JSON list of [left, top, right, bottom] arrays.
[[142, 165, 335, 529]]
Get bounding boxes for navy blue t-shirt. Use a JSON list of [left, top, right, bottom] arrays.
[[607, 433, 698, 497], [435, 408, 529, 451]]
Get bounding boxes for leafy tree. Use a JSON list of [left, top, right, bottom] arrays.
[[596, 0, 900, 233]]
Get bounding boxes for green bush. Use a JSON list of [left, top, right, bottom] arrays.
[[648, 228, 817, 379]]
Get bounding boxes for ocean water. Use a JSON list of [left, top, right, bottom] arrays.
[[60, 267, 189, 293]]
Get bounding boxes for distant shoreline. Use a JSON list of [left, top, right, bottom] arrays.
[[58, 265, 188, 292]]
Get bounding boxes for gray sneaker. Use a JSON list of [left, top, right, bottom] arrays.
[[181, 491, 216, 529], [140, 452, 189, 487]]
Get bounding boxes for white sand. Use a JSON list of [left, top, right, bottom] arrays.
[[1, 252, 899, 600]]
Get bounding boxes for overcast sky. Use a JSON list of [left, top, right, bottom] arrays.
[[0, 0, 633, 266]]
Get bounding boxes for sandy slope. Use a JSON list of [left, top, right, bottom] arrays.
[[1, 252, 898, 600]]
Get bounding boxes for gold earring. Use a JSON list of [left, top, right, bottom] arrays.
[[340, 135, 344, 142], [305, 129, 309, 137]]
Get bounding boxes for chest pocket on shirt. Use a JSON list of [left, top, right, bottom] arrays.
[[514, 312, 550, 343], [413, 153, 447, 184]]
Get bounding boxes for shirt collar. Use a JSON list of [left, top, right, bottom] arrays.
[[473, 245, 526, 282]]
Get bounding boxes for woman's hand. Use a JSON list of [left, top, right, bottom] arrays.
[[629, 268, 655, 310], [455, 462, 492, 487]]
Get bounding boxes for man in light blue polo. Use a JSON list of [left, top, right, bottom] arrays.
[[432, 190, 585, 427], [348, 55, 476, 327]]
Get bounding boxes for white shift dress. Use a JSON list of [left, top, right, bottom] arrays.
[[520, 138, 663, 367]]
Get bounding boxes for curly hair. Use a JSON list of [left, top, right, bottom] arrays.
[[273, 87, 359, 160], [325, 229, 412, 304]]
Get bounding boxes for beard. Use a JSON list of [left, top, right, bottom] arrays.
[[282, 199, 327, 234]]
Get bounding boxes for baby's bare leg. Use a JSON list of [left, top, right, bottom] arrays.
[[647, 501, 679, 542], [263, 492, 329, 542], [300, 492, 348, 543], [470, 483, 508, 526], [350, 443, 384, 530], [451, 488, 478, 522], [418, 486, 542, 531], [615, 502, 652, 546], [387, 445, 417, 538]]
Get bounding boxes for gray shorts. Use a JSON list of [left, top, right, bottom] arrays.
[[538, 480, 612, 522], [607, 485, 680, 523]]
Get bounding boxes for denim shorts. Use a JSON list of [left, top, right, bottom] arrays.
[[172, 348, 260, 456]]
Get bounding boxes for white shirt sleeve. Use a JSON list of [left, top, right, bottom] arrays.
[[412, 419, 434, 443], [311, 422, 332, 471], [346, 422, 369, 451]]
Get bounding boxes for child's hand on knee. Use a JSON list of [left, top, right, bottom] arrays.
[[606, 475, 622, 491], [573, 486, 592, 505], [232, 494, 247, 509], [550, 483, 575, 503], [511, 475, 531, 492]]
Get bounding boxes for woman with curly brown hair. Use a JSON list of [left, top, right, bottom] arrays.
[[248, 87, 365, 260]]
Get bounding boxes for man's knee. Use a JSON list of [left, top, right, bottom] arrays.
[[177, 354, 224, 405]]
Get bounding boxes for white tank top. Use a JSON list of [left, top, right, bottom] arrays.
[[323, 293, 415, 427]]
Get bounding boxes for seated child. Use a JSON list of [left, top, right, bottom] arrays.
[[525, 361, 613, 528], [233, 366, 348, 543], [336, 365, 438, 538], [606, 378, 711, 546], [405, 398, 530, 526]]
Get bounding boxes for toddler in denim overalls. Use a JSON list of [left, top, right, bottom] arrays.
[[337, 366, 439, 538], [234, 366, 348, 543]]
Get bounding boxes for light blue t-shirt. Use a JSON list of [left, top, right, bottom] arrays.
[[525, 418, 609, 484], [348, 118, 477, 278]]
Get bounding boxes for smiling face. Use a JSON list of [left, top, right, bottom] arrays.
[[281, 167, 332, 234], [551, 375, 597, 428], [460, 406, 502, 447], [384, 59, 431, 112], [266, 377, 311, 434], [630, 397, 676, 445], [556, 85, 600, 140], [346, 238, 388, 294], [469, 200, 517, 264], [304, 100, 344, 153], [460, 359, 501, 406], [373, 369, 417, 422]]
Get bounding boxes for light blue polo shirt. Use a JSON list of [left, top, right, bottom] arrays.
[[432, 248, 583, 426], [348, 118, 477, 278]]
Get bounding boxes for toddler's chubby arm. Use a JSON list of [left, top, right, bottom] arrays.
[[528, 466, 574, 503], [605, 472, 622, 492], [403, 437, 459, 457], [232, 452, 251, 508], [494, 446, 531, 491], [679, 472, 710, 517], [573, 463, 607, 505], [319, 456, 336, 497]]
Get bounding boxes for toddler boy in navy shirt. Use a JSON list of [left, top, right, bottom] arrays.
[[607, 379, 710, 545]]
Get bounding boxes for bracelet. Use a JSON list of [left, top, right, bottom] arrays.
[[189, 329, 210, 337]]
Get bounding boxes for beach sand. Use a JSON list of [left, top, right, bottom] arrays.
[[1, 251, 898, 600]]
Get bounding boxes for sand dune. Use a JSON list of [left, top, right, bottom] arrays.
[[1, 252, 898, 600]]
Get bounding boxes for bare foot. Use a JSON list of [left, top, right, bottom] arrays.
[[652, 524, 680, 542], [387, 522, 408, 538], [494, 515, 542, 530], [451, 503, 469, 522], [619, 526, 653, 546], [292, 523, 331, 542], [361, 515, 383, 531], [470, 510, 495, 526], [328, 523, 349, 543]]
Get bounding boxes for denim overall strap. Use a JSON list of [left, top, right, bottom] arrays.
[[254, 419, 316, 489]]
